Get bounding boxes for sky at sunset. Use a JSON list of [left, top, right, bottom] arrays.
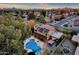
[[0, 3, 79, 9]]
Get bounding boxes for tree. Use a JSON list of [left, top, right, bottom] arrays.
[[13, 29, 22, 40], [0, 12, 32, 55], [28, 20, 36, 28], [28, 12, 35, 20], [0, 24, 7, 34], [39, 15, 45, 23], [63, 27, 71, 34], [54, 46, 64, 55], [22, 23, 32, 38], [42, 48, 53, 55], [0, 33, 5, 43], [5, 25, 15, 39]]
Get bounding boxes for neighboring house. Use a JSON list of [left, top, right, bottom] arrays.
[[23, 14, 28, 21], [74, 19, 79, 27], [45, 17, 50, 23], [52, 31, 63, 39], [71, 33, 79, 55], [75, 46, 79, 55], [71, 34, 79, 43]]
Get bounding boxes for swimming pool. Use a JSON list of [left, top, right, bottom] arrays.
[[24, 38, 41, 54]]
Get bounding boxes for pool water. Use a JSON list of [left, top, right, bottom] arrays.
[[25, 39, 41, 54]]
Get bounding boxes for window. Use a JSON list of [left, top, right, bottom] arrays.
[[38, 27, 44, 32], [33, 32, 46, 42], [43, 28, 49, 34]]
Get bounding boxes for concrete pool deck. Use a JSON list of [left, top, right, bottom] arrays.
[[31, 36, 47, 49]]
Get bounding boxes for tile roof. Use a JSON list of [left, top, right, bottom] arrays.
[[39, 24, 55, 31]]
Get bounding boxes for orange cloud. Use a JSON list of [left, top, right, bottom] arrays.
[[40, 3, 48, 8], [0, 3, 11, 8]]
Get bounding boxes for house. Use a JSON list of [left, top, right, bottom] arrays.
[[52, 31, 63, 39], [34, 23, 63, 43], [34, 23, 55, 36], [74, 18, 79, 27], [71, 33, 79, 55], [71, 33, 79, 43], [75, 46, 79, 55], [34, 23, 56, 41]]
